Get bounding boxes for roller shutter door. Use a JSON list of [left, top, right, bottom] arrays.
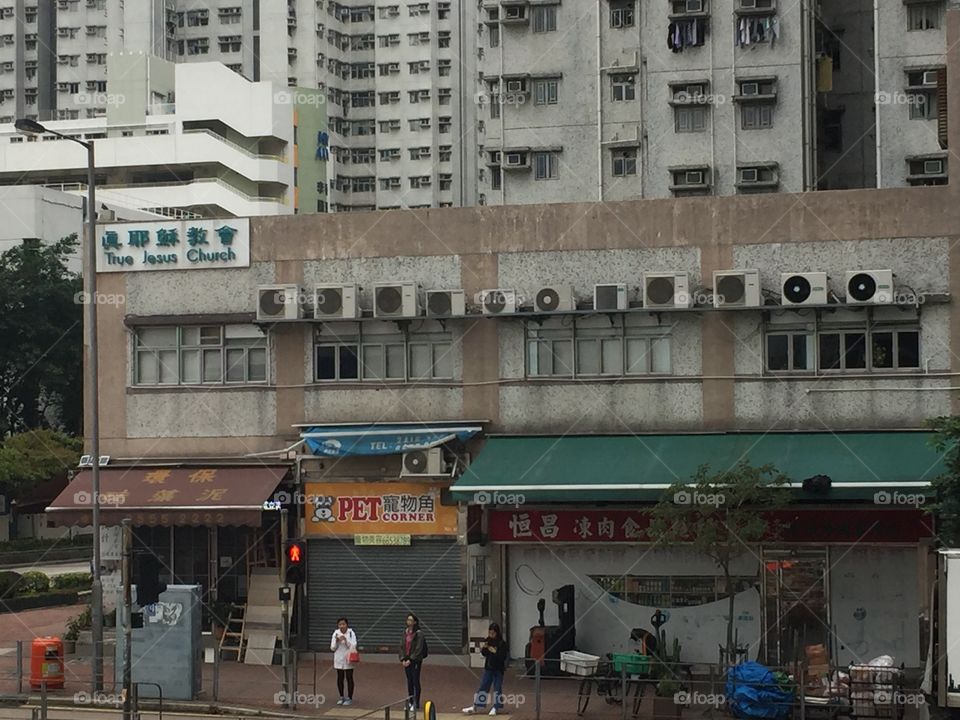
[[306, 539, 463, 653]]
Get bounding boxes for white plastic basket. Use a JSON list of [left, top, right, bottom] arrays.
[[560, 650, 601, 677]]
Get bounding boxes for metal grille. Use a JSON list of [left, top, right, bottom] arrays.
[[306, 539, 464, 653]]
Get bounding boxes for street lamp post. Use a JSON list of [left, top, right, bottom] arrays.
[[15, 118, 104, 692]]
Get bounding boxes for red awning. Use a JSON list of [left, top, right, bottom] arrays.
[[45, 465, 289, 527]]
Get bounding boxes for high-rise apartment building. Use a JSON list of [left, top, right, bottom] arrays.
[[476, 0, 949, 205], [0, 0, 949, 212]]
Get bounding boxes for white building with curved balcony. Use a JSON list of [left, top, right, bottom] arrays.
[[0, 55, 327, 219]]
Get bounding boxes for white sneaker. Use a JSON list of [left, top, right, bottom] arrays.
[[489, 708, 498, 716]]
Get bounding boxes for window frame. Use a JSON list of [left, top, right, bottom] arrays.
[[675, 105, 708, 133], [533, 151, 559, 180], [763, 321, 922, 374], [907, 2, 941, 30], [313, 325, 454, 383], [612, 148, 638, 177], [524, 319, 673, 379], [611, 74, 636, 102], [134, 325, 269, 387], [531, 5, 558, 32], [533, 78, 559, 105]]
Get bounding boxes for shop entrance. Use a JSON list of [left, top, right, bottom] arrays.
[[761, 547, 830, 665]]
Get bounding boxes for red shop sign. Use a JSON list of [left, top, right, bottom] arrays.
[[487, 508, 934, 544]]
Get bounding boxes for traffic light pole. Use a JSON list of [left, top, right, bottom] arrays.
[[280, 509, 290, 709]]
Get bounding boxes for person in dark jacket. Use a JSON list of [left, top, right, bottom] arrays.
[[399, 613, 426, 712], [463, 623, 508, 715]]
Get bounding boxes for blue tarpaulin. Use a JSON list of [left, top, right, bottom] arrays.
[[726, 661, 795, 720], [300, 423, 482, 457]]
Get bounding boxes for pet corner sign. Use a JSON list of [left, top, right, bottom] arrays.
[[96, 218, 251, 272]]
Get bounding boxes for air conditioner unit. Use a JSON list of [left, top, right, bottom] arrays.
[[741, 82, 759, 96], [534, 285, 575, 312], [740, 0, 757, 8], [594, 283, 628, 311], [845, 270, 894, 305], [739, 168, 759, 183], [374, 282, 419, 318], [713, 270, 761, 308], [505, 79, 525, 93], [924, 159, 944, 174], [314, 284, 359, 319], [780, 272, 828, 306], [480, 289, 518, 315], [922, 70, 939, 86], [643, 272, 691, 308], [257, 284, 303, 320], [425, 289, 466, 318], [505, 152, 527, 167], [401, 447, 443, 476], [686, 0, 704, 12]]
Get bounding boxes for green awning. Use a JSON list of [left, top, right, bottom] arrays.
[[451, 432, 947, 502]]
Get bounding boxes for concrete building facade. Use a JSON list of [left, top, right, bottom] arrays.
[[0, 59, 327, 218]]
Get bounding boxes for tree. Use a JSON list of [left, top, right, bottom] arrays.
[[647, 461, 791, 664], [926, 416, 960, 546], [0, 236, 83, 435], [0, 429, 81, 496]]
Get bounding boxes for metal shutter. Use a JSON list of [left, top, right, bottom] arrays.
[[306, 539, 464, 654]]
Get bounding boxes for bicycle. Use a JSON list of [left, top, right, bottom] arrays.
[[575, 654, 654, 718]]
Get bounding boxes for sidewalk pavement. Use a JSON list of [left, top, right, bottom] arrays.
[[0, 605, 614, 719]]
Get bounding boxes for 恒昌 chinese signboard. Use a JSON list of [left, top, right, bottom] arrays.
[[96, 219, 250, 273], [304, 482, 458, 537]]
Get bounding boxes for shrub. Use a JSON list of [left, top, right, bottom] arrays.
[[0, 571, 21, 599], [51, 573, 92, 591], [19, 571, 50, 595], [64, 606, 91, 642]]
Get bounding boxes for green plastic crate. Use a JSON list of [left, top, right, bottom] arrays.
[[611, 653, 651, 675]]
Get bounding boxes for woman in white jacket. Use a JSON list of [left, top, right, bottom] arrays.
[[331, 617, 358, 705]]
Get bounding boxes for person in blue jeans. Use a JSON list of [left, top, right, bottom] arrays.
[[463, 623, 508, 716]]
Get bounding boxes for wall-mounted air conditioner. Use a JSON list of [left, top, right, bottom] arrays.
[[401, 447, 443, 476], [713, 269, 761, 308], [425, 289, 466, 318], [257, 284, 303, 320], [535, 285, 575, 312], [594, 283, 628, 311], [480, 289, 517, 315], [373, 282, 419, 318], [314, 284, 360, 319], [643, 272, 691, 308], [845, 270, 894, 305], [780, 272, 827, 306]]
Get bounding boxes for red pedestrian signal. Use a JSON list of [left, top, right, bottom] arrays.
[[285, 540, 306, 585]]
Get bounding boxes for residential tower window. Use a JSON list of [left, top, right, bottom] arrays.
[[907, 2, 941, 30], [765, 322, 921, 372], [611, 74, 636, 101], [532, 5, 557, 32], [533, 79, 559, 105], [534, 151, 559, 180], [610, 1, 635, 27], [612, 148, 638, 176]]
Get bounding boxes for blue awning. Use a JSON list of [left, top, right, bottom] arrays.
[[299, 422, 483, 457]]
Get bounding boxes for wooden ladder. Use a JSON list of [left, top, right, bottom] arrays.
[[218, 604, 246, 662], [245, 530, 280, 579]]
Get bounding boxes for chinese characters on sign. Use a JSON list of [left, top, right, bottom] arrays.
[[488, 509, 934, 544], [354, 534, 412, 546], [96, 219, 250, 273], [304, 482, 459, 537]]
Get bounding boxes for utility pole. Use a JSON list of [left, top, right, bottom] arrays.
[[121, 519, 132, 720], [280, 508, 290, 709]]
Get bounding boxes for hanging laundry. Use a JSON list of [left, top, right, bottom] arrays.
[[668, 17, 707, 53], [734, 15, 781, 48]]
